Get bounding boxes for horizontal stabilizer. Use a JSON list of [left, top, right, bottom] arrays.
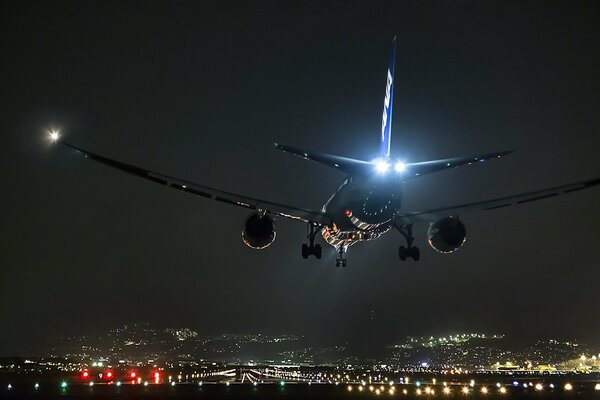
[[403, 150, 514, 178], [274, 143, 371, 175]]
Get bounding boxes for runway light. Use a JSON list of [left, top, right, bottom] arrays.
[[481, 386, 488, 394], [402, 389, 408, 395], [359, 386, 364, 392], [443, 387, 450, 394], [60, 381, 68, 389], [49, 130, 60, 142], [253, 381, 257, 387], [280, 381, 285, 387], [171, 381, 176, 387], [116, 381, 122, 387], [144, 381, 148, 387], [7, 384, 12, 390], [499, 387, 507, 394], [394, 161, 406, 173], [535, 383, 543, 391], [347, 385, 353, 392], [89, 382, 94, 387], [34, 383, 39, 390], [462, 386, 469, 394], [595, 383, 600, 391], [373, 158, 391, 174]]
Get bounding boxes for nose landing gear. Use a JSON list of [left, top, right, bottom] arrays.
[[301, 224, 322, 259], [395, 224, 420, 261], [335, 247, 347, 267]]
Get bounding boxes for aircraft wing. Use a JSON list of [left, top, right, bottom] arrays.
[[394, 177, 600, 225], [57, 141, 332, 226]]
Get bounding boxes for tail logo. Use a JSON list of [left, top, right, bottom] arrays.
[[381, 69, 393, 142]]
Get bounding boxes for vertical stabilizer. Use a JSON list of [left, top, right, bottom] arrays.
[[380, 37, 396, 158]]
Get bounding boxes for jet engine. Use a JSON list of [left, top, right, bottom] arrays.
[[242, 212, 276, 249], [427, 216, 466, 253]]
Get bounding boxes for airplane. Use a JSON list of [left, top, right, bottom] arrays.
[[48, 37, 599, 267]]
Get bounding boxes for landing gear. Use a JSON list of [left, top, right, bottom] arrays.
[[301, 224, 322, 259], [335, 247, 347, 267], [395, 224, 420, 261]]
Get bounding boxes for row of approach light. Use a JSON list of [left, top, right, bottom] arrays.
[[372, 158, 406, 174], [8, 381, 600, 391]]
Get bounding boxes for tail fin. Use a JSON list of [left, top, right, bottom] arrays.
[[380, 37, 396, 158]]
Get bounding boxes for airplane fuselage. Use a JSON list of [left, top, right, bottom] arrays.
[[321, 175, 403, 250]]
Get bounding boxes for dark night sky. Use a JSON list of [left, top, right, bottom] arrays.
[[1, 0, 599, 355]]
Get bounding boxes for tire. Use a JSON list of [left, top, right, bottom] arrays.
[[315, 244, 322, 259], [301, 244, 309, 259], [399, 246, 407, 261], [410, 247, 420, 261]]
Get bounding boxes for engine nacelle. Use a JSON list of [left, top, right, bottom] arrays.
[[427, 216, 466, 253], [242, 213, 276, 249]]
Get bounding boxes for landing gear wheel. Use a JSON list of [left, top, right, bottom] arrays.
[[399, 246, 407, 261], [409, 246, 420, 261], [335, 247, 347, 267], [395, 224, 420, 262], [301, 244, 309, 259], [301, 224, 323, 260]]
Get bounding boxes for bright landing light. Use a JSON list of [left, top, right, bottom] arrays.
[[49, 130, 60, 142], [373, 158, 391, 174], [394, 161, 406, 172]]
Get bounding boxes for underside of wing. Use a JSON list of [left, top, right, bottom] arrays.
[[395, 177, 600, 225], [58, 141, 332, 226]]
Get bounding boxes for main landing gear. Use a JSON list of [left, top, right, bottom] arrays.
[[335, 247, 347, 268], [301, 224, 322, 259], [396, 224, 420, 261]]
